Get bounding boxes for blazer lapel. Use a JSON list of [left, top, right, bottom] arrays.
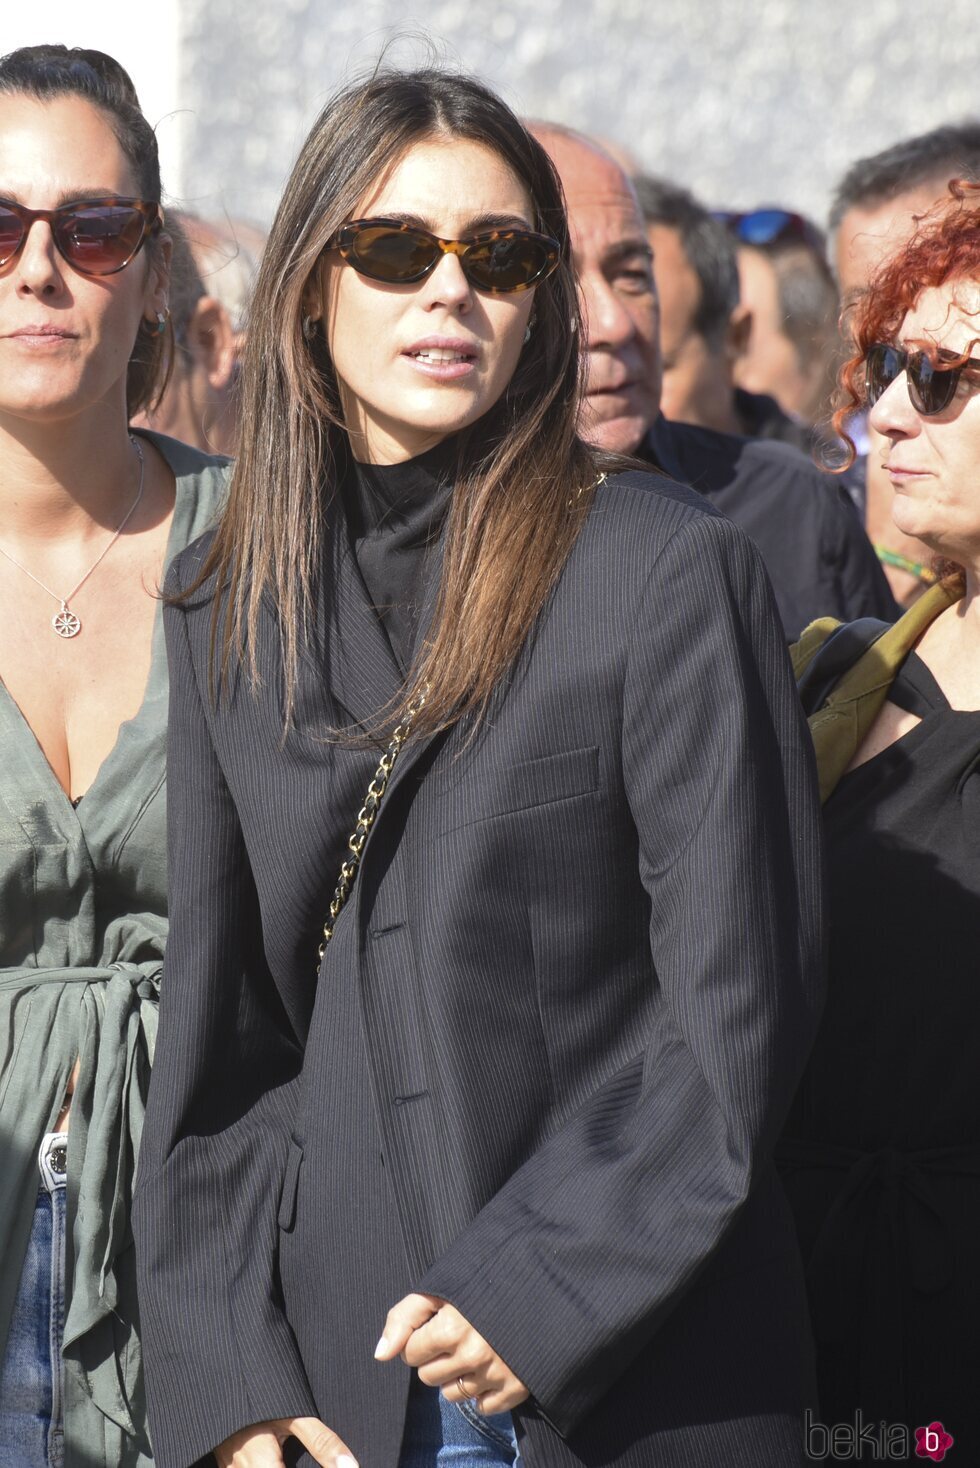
[[374, 531, 452, 802]]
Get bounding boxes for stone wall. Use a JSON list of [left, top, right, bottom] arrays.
[[12, 2, 977, 234]]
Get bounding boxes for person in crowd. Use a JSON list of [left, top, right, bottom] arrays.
[[727, 214, 843, 437], [830, 122, 980, 605], [779, 184, 980, 1461], [136, 211, 262, 455], [0, 43, 228, 1468], [634, 175, 754, 437], [637, 177, 838, 456], [830, 121, 980, 305], [532, 126, 896, 639], [133, 67, 824, 1468]]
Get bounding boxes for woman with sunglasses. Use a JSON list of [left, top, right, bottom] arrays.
[[0, 44, 229, 1468], [134, 68, 823, 1468], [778, 185, 980, 1458]]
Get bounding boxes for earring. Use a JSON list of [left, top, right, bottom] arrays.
[[524, 312, 536, 346], [147, 309, 169, 336], [302, 314, 318, 342]]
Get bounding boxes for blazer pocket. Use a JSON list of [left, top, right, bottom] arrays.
[[439, 744, 600, 832], [277, 1138, 304, 1232]]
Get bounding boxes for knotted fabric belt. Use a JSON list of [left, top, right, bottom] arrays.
[[0, 957, 162, 1438]]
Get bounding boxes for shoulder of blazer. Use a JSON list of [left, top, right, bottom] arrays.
[[161, 529, 230, 679], [576, 465, 731, 568], [556, 465, 752, 619], [163, 529, 290, 715], [592, 465, 730, 524], [163, 526, 220, 604]]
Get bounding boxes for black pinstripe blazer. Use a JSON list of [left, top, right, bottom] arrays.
[[133, 467, 825, 1468]]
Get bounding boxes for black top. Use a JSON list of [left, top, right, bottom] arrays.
[[733, 386, 814, 456], [643, 414, 898, 639], [779, 650, 980, 1450], [338, 439, 454, 676], [733, 389, 866, 508]]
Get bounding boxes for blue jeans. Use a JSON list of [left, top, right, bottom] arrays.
[[0, 1136, 68, 1468], [398, 1375, 521, 1467]]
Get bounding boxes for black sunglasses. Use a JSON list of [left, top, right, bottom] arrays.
[[865, 341, 980, 416], [0, 197, 163, 277], [714, 208, 825, 252], [326, 217, 561, 294]]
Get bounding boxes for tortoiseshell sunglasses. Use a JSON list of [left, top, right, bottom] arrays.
[[326, 217, 561, 294]]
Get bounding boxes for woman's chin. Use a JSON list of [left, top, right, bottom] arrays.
[[892, 520, 962, 569], [0, 395, 86, 425], [360, 406, 493, 460], [890, 507, 937, 547]]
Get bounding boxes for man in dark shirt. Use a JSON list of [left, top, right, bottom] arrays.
[[531, 124, 897, 639]]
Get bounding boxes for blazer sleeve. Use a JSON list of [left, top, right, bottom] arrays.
[[418, 511, 826, 1435], [132, 573, 317, 1468]]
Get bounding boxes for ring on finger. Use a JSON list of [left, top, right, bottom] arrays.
[[457, 1376, 473, 1399]]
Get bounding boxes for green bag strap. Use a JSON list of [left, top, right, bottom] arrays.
[[791, 578, 963, 803]]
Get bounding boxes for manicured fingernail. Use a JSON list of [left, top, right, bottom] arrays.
[[373, 1335, 388, 1359], [337, 1457, 359, 1468]]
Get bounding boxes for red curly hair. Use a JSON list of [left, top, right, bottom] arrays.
[[834, 180, 980, 463]]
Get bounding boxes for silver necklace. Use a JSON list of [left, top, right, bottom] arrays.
[[0, 436, 145, 638]]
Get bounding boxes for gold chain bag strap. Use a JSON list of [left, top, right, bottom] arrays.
[[317, 687, 428, 967]]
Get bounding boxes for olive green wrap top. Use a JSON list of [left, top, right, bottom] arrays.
[[0, 431, 228, 1467]]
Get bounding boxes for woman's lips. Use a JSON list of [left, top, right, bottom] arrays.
[[6, 326, 77, 348], [401, 339, 478, 381], [887, 466, 929, 480]]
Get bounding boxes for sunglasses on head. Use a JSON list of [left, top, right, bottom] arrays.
[[0, 197, 163, 277], [714, 208, 825, 251], [865, 341, 980, 416], [326, 217, 561, 294]]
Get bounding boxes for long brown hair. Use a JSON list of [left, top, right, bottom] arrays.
[[192, 67, 602, 737]]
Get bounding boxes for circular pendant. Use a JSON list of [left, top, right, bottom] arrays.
[[53, 605, 81, 638]]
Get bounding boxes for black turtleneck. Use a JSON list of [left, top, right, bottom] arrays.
[[338, 438, 455, 676]]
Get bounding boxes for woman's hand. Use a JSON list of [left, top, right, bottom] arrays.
[[214, 1417, 358, 1468], [375, 1293, 529, 1415]]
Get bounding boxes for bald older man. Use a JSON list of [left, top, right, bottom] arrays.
[[534, 125, 895, 639]]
